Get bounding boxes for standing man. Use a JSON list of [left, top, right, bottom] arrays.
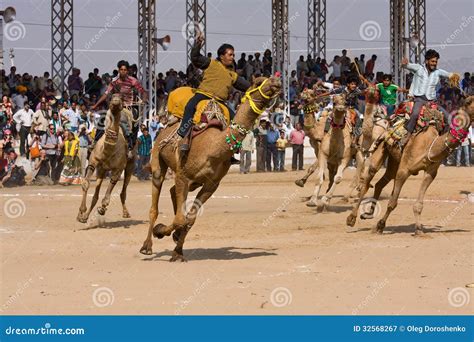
[[137, 127, 152, 180], [41, 123, 61, 183], [240, 132, 255, 174], [400, 49, 455, 146], [13, 103, 34, 157], [290, 122, 305, 171], [92, 60, 148, 158], [266, 125, 279, 172]]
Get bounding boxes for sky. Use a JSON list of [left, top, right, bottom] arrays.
[[2, 0, 473, 77]]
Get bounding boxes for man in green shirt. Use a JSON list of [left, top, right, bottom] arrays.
[[376, 74, 408, 115]]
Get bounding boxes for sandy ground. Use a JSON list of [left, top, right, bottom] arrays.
[[1, 165, 473, 315]]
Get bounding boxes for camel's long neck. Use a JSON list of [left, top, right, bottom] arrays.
[[218, 101, 259, 157], [364, 101, 376, 119], [329, 109, 345, 139], [103, 109, 122, 154], [428, 112, 471, 160]]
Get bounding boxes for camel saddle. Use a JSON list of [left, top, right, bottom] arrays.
[[167, 86, 230, 129], [384, 101, 446, 146]]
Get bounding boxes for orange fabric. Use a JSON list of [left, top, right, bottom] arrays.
[[348, 108, 358, 126], [167, 86, 230, 125]]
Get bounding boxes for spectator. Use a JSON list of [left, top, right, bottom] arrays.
[[276, 130, 288, 172], [240, 132, 254, 174], [266, 125, 279, 172], [340, 49, 351, 75], [253, 52, 263, 75], [1, 151, 26, 188], [329, 56, 342, 79], [290, 122, 305, 171], [365, 54, 377, 75], [13, 103, 34, 157], [59, 131, 81, 185], [358, 54, 366, 75], [262, 49, 272, 75], [237, 53, 247, 71], [32, 101, 49, 135], [244, 55, 255, 81], [41, 123, 61, 184], [12, 86, 28, 111], [67, 68, 84, 96], [137, 127, 152, 180], [78, 124, 91, 176], [456, 129, 471, 167], [296, 55, 308, 80], [255, 119, 268, 172], [32, 150, 54, 185], [63, 102, 82, 133]]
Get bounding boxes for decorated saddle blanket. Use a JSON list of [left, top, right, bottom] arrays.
[[167, 86, 230, 131]]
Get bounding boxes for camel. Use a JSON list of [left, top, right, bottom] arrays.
[[347, 96, 474, 234], [305, 95, 352, 210], [341, 85, 389, 202], [139, 76, 282, 261], [294, 90, 329, 188], [77, 95, 134, 223]]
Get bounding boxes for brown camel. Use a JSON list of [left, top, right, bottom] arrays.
[[342, 85, 389, 202], [139, 76, 281, 261], [347, 96, 474, 234], [294, 90, 329, 188], [77, 95, 134, 223], [305, 95, 351, 210]]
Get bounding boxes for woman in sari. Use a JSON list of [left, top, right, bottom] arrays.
[[59, 131, 81, 185]]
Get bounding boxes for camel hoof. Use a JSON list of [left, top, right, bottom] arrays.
[[122, 211, 131, 219], [76, 214, 88, 224], [139, 241, 153, 255], [169, 251, 187, 262], [346, 214, 356, 227], [306, 200, 317, 207], [295, 179, 305, 187], [373, 220, 385, 234], [97, 207, 106, 216], [153, 223, 170, 239], [316, 204, 325, 213]]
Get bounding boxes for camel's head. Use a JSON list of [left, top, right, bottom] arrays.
[[364, 85, 380, 104], [251, 76, 282, 101], [333, 95, 346, 113], [462, 95, 474, 122], [109, 94, 123, 115]]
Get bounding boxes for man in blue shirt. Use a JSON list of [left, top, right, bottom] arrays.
[[400, 49, 454, 146], [266, 125, 280, 172]]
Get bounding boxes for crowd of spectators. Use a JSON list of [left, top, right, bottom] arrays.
[[1, 49, 473, 187]]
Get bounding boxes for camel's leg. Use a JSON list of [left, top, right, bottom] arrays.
[[170, 185, 178, 214], [170, 182, 219, 262], [140, 164, 167, 255], [374, 168, 411, 234], [346, 145, 387, 227], [413, 168, 437, 236], [306, 157, 326, 209], [84, 176, 104, 221], [77, 165, 96, 223], [120, 160, 134, 218], [322, 162, 345, 209], [97, 172, 121, 216], [342, 149, 365, 202], [154, 173, 189, 238], [295, 160, 318, 187]]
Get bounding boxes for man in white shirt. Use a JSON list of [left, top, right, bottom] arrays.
[[62, 102, 82, 133], [401, 49, 454, 146], [13, 103, 34, 156]]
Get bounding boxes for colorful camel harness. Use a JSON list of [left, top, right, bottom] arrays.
[[225, 79, 278, 152]]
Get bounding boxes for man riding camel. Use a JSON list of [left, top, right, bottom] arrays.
[[177, 31, 251, 157], [92, 60, 148, 158], [400, 49, 456, 147]]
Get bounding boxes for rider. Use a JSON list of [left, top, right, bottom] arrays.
[[177, 32, 251, 154], [400, 49, 454, 146], [92, 60, 148, 158], [375, 74, 408, 116]]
